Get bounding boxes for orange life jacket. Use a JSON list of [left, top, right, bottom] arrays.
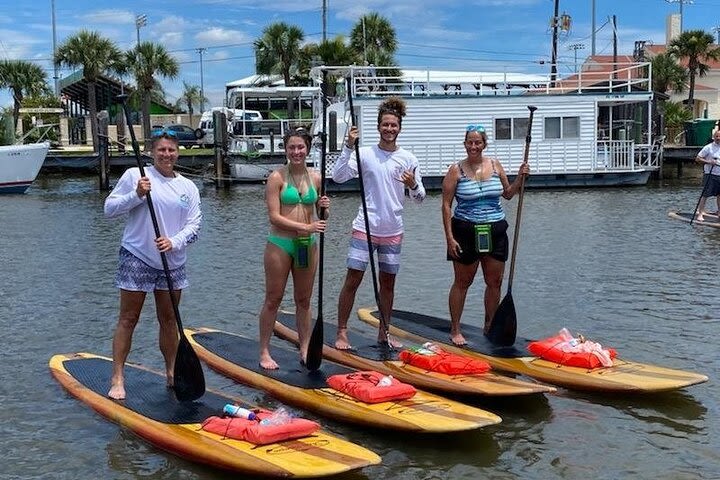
[[399, 348, 491, 375], [201, 410, 320, 445], [528, 334, 618, 369], [326, 370, 416, 403]]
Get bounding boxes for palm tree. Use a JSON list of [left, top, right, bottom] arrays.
[[298, 37, 359, 96], [176, 81, 207, 126], [349, 13, 397, 67], [254, 22, 304, 116], [0, 60, 49, 132], [668, 30, 720, 111], [125, 41, 179, 147], [55, 30, 123, 150], [651, 53, 687, 94]]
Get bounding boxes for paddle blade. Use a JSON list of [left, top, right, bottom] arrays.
[[486, 293, 517, 347], [305, 315, 324, 371], [173, 337, 205, 402]]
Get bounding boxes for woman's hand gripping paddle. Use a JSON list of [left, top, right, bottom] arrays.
[[118, 96, 205, 401], [486, 105, 536, 347]]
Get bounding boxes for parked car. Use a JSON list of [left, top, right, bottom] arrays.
[[150, 124, 204, 148]]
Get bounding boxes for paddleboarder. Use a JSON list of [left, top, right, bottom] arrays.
[[441, 125, 528, 346], [694, 129, 720, 222], [332, 97, 425, 349], [259, 128, 330, 369], [104, 131, 202, 400]]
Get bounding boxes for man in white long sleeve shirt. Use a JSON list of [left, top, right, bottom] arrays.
[[104, 132, 202, 400], [694, 130, 720, 221], [332, 97, 425, 349]]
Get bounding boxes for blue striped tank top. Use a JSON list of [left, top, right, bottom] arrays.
[[453, 160, 505, 223]]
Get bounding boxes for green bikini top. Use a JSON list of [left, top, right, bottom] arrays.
[[280, 180, 318, 205]]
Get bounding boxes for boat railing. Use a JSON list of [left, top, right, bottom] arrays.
[[315, 63, 652, 98]]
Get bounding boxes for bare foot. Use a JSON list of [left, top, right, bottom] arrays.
[[260, 353, 279, 370], [335, 328, 352, 350], [697, 214, 706, 222], [378, 335, 403, 349], [108, 381, 126, 400], [450, 333, 467, 347]]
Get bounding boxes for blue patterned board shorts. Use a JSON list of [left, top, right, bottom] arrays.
[[347, 230, 403, 275], [114, 246, 189, 292]]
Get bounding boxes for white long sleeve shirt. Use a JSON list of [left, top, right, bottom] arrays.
[[104, 166, 202, 270], [332, 144, 425, 237], [697, 142, 720, 175]]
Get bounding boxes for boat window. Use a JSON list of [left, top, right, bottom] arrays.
[[495, 117, 528, 140], [544, 116, 580, 139]]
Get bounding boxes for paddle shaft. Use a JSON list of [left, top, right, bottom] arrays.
[[119, 99, 185, 335], [346, 77, 390, 342], [690, 163, 715, 226], [505, 106, 536, 289]]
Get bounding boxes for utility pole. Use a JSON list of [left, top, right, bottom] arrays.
[[135, 14, 147, 45], [665, 0, 693, 33], [550, 0, 560, 86], [612, 15, 618, 81], [51, 0, 59, 96], [568, 43, 585, 73], [197, 48, 207, 113], [322, 0, 327, 42], [591, 0, 596, 55]]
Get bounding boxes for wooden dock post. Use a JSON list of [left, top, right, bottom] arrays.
[[97, 111, 110, 191], [212, 110, 228, 188]]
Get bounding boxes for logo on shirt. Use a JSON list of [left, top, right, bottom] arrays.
[[179, 194, 190, 207]]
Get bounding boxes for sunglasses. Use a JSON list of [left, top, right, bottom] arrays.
[[151, 129, 178, 138], [466, 125, 485, 132]]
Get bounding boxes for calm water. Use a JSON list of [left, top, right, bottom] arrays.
[[2, 171, 718, 480]]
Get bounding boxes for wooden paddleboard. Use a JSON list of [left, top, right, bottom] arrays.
[[668, 210, 720, 228], [358, 308, 709, 393], [274, 311, 554, 397], [186, 327, 501, 433], [49, 352, 380, 477]]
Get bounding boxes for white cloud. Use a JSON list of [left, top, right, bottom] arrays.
[[81, 9, 136, 25], [195, 27, 250, 46]]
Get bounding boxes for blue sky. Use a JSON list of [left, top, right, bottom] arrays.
[[2, 0, 720, 112]]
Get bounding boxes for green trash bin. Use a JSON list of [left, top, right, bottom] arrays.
[[694, 119, 717, 145], [684, 120, 697, 146]]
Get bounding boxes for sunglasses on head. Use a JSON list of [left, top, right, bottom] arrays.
[[152, 129, 178, 138], [466, 125, 485, 132]]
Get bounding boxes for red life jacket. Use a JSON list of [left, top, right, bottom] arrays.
[[326, 370, 416, 403], [528, 334, 617, 369], [201, 410, 320, 445], [399, 348, 491, 375]]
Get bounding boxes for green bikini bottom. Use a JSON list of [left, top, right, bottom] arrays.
[[268, 234, 317, 266]]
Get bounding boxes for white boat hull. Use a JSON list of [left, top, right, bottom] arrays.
[[0, 142, 49, 194]]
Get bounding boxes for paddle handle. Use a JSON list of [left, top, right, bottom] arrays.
[[119, 97, 185, 334], [506, 106, 536, 288]]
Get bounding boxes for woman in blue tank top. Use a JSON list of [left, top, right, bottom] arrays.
[[441, 125, 529, 347]]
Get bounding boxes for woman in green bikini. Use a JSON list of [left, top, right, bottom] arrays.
[[259, 128, 330, 369]]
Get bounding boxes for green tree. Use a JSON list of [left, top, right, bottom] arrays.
[[349, 12, 397, 67], [651, 53, 687, 94], [254, 22, 304, 116], [55, 30, 123, 150], [297, 36, 359, 94], [176, 81, 208, 126], [125, 41, 179, 147], [668, 30, 720, 110], [0, 60, 50, 133]]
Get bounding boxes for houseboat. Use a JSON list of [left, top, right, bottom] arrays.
[[307, 62, 662, 190]]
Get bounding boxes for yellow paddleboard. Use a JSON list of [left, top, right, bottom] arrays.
[[358, 308, 708, 393], [50, 352, 380, 477], [186, 327, 502, 433]]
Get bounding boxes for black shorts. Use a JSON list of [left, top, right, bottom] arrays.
[[702, 174, 720, 197], [447, 217, 509, 264]]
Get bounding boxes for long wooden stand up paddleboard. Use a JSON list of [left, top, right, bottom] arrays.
[[668, 210, 720, 228], [186, 327, 501, 433], [274, 311, 554, 397], [50, 353, 380, 477], [358, 308, 708, 393]]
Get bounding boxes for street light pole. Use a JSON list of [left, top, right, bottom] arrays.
[[568, 43, 585, 73], [550, 0, 560, 86], [197, 48, 207, 113], [135, 14, 147, 45]]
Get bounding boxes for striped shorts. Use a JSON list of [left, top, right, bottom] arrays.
[[347, 229, 403, 275], [114, 246, 189, 292]]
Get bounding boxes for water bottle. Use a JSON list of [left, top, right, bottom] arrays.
[[223, 404, 257, 421], [260, 407, 292, 426], [377, 375, 393, 387]]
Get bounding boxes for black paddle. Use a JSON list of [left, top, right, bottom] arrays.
[[345, 77, 392, 346], [118, 96, 205, 401], [689, 162, 716, 226], [305, 68, 329, 371], [486, 105, 537, 347]]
